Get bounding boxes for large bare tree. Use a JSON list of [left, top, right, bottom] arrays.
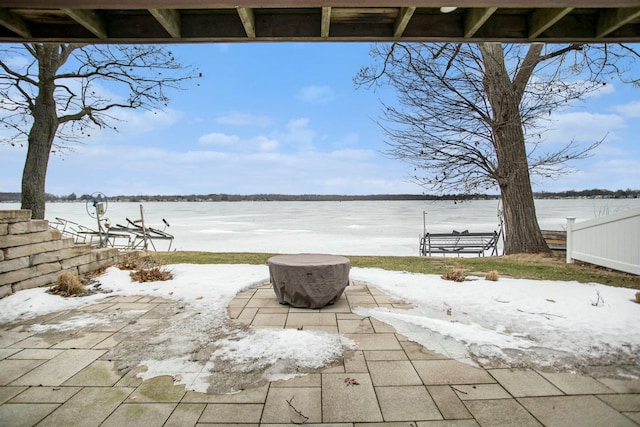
[[355, 43, 636, 254], [0, 43, 197, 219]]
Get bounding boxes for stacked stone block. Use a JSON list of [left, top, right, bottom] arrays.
[[0, 209, 119, 298]]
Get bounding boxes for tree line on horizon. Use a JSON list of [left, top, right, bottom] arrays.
[[1, 189, 638, 204]]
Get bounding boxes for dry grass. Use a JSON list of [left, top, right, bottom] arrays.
[[49, 271, 87, 297], [635, 292, 640, 304], [130, 266, 173, 282], [485, 270, 500, 281], [117, 253, 173, 283], [441, 269, 466, 282]]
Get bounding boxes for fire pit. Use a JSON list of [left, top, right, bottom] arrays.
[[267, 254, 351, 309]]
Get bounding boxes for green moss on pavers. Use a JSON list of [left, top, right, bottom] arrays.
[[63, 361, 123, 386], [99, 403, 177, 427], [127, 376, 185, 403], [113, 365, 146, 387], [164, 403, 205, 427], [8, 386, 81, 403], [36, 387, 134, 427]]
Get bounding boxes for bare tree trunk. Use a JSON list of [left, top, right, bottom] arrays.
[[21, 45, 60, 220], [480, 43, 549, 254], [495, 130, 549, 254]]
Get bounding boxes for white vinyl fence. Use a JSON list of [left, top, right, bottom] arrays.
[[566, 206, 640, 275]]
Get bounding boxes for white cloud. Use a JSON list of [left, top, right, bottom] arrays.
[[614, 101, 640, 118], [582, 80, 616, 99], [40, 135, 418, 196], [296, 85, 335, 104], [198, 132, 240, 146], [329, 148, 374, 161], [252, 136, 279, 151], [215, 113, 272, 127], [279, 118, 316, 150], [540, 111, 625, 145], [287, 118, 310, 130], [197, 133, 278, 152], [340, 132, 360, 145], [115, 108, 184, 134]]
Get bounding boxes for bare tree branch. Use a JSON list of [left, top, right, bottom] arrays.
[[0, 43, 198, 218], [355, 42, 639, 253]]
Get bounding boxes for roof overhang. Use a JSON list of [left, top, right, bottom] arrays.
[[1, 1, 640, 43]]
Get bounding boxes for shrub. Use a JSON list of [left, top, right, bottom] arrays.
[[485, 270, 500, 281], [116, 253, 173, 282], [635, 292, 640, 304], [50, 271, 87, 297], [441, 270, 465, 282], [130, 266, 173, 283]]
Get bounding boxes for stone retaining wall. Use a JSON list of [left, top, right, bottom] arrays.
[[0, 209, 119, 298]]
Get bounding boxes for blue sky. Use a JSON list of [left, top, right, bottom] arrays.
[[1, 42, 639, 197]]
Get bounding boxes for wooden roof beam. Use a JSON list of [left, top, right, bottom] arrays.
[[62, 8, 107, 39], [0, 8, 32, 38], [394, 6, 416, 37], [237, 7, 256, 38], [321, 6, 331, 37], [597, 7, 640, 38], [149, 8, 181, 39], [464, 7, 496, 38], [528, 8, 573, 39]]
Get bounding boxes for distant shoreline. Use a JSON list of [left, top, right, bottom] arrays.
[[1, 189, 639, 203]]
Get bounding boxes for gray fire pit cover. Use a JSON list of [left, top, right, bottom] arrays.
[[267, 254, 351, 309]]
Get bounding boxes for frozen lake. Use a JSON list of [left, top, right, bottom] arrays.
[[3, 198, 640, 256]]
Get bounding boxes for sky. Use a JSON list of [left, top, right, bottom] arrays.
[[1, 263, 638, 393], [1, 42, 640, 197]]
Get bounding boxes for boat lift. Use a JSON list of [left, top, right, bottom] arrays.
[[50, 193, 174, 251]]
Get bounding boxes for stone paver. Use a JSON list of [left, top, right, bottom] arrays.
[[367, 360, 422, 386], [428, 385, 473, 420], [198, 403, 264, 423], [9, 386, 81, 403], [0, 386, 26, 404], [64, 360, 124, 386], [519, 395, 639, 427], [37, 387, 134, 427], [322, 373, 383, 423], [0, 331, 34, 347], [344, 333, 402, 350], [596, 393, 640, 412], [537, 370, 614, 395], [344, 350, 368, 373], [8, 348, 63, 359], [101, 403, 176, 427], [0, 359, 45, 385], [453, 383, 511, 400], [262, 386, 322, 423], [375, 385, 442, 421], [413, 360, 496, 385], [11, 349, 105, 386], [0, 280, 638, 426], [464, 399, 543, 426], [164, 403, 205, 427], [489, 368, 564, 397], [0, 403, 59, 427]]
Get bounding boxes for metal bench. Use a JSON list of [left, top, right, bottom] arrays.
[[419, 230, 499, 257]]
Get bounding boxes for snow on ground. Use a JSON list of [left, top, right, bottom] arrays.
[[351, 268, 640, 372], [1, 264, 639, 392]]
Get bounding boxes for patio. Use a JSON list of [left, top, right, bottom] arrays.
[[1, 281, 639, 426]]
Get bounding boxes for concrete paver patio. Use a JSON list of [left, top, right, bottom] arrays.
[[0, 281, 639, 426]]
